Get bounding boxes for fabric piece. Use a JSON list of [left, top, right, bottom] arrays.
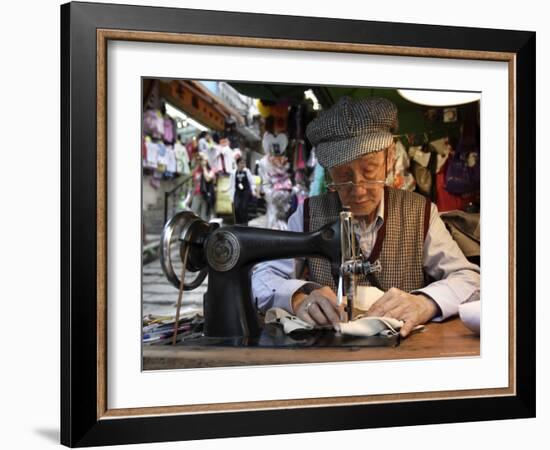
[[265, 308, 407, 338], [430, 137, 451, 173], [264, 308, 316, 334], [430, 137, 451, 157], [205, 144, 222, 173], [409, 145, 431, 167], [156, 142, 168, 172], [458, 300, 480, 335], [440, 210, 480, 258], [144, 140, 159, 169], [219, 144, 235, 174], [174, 141, 190, 175], [353, 286, 385, 312], [386, 140, 416, 191], [165, 145, 177, 174], [163, 116, 175, 144], [336, 316, 403, 337]]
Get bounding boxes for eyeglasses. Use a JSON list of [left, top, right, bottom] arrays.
[[327, 180, 386, 192], [327, 148, 389, 193]]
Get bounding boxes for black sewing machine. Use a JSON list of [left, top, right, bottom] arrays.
[[159, 210, 399, 348]]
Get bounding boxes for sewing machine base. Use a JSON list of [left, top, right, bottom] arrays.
[[175, 323, 400, 348]]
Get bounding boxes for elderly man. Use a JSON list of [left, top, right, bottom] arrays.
[[251, 97, 480, 338]]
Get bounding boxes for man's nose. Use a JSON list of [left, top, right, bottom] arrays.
[[349, 182, 369, 196]]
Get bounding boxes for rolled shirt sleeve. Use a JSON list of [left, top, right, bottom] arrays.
[[412, 203, 481, 321], [251, 203, 321, 313]]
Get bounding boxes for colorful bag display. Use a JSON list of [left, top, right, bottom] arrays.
[[143, 109, 164, 140], [444, 137, 480, 194], [445, 103, 480, 195], [163, 116, 176, 144]]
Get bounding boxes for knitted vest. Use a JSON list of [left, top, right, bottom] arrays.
[[304, 188, 431, 292]]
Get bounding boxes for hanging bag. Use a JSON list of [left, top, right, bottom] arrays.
[[444, 139, 480, 195], [444, 104, 480, 195]]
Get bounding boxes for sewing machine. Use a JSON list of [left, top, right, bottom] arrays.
[[159, 210, 398, 347]]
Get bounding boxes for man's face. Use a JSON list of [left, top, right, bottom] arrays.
[[328, 146, 393, 218]]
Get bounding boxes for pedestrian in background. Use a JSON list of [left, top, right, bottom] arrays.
[[228, 157, 255, 225], [190, 153, 216, 221]]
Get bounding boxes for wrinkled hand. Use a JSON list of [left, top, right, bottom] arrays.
[[292, 286, 343, 327], [367, 288, 440, 338]]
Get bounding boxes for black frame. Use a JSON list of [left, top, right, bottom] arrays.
[[61, 1, 535, 447]]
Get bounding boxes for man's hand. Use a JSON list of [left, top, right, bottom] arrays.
[[292, 286, 342, 327], [366, 288, 440, 338]]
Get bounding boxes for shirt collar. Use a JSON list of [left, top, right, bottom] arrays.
[[353, 194, 385, 233]]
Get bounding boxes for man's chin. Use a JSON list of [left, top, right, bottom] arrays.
[[349, 202, 376, 217]]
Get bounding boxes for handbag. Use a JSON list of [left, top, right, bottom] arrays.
[[444, 137, 480, 194], [410, 144, 437, 200], [445, 103, 480, 195]]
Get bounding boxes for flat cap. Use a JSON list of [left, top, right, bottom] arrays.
[[306, 96, 398, 169]]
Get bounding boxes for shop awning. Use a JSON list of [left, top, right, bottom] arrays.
[[228, 82, 469, 138], [159, 80, 246, 131]]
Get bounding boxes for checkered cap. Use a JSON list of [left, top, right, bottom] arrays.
[[306, 96, 398, 169]]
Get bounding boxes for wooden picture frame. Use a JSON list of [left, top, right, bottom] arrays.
[[61, 1, 535, 446]]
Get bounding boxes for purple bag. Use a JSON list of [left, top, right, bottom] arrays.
[[163, 116, 175, 144], [444, 137, 480, 195], [143, 109, 164, 139]]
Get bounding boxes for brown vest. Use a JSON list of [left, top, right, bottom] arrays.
[[304, 187, 431, 292]]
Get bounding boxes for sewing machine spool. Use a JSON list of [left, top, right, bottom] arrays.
[[159, 211, 399, 348]]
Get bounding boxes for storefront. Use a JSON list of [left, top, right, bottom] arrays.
[[141, 79, 259, 237]]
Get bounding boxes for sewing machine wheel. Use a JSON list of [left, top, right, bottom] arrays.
[[160, 210, 211, 291]]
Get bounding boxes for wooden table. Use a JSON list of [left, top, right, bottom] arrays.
[[143, 318, 479, 370]]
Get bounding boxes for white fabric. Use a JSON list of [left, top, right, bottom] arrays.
[[219, 144, 236, 173], [165, 145, 177, 173], [265, 307, 414, 338], [409, 145, 430, 167], [352, 286, 385, 311], [174, 141, 190, 175], [458, 300, 481, 334], [336, 316, 403, 337], [408, 140, 450, 173], [144, 140, 159, 168], [264, 308, 316, 334]]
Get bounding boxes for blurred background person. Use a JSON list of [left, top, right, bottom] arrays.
[[228, 157, 256, 225], [190, 152, 216, 221]]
